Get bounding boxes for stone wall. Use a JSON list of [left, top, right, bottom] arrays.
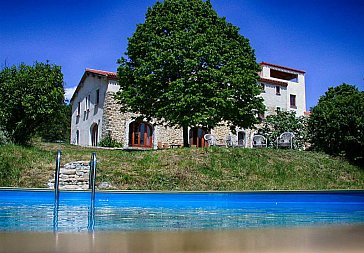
[[48, 161, 90, 190], [102, 91, 125, 143], [157, 125, 184, 146]]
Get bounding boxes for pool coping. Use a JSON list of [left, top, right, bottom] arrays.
[[1, 224, 364, 253], [1, 187, 364, 194]]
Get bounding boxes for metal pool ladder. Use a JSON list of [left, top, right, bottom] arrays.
[[88, 152, 97, 232], [54, 150, 61, 204], [53, 151, 98, 232], [89, 152, 97, 203], [53, 150, 61, 232]]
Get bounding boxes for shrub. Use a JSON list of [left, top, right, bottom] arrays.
[[98, 133, 123, 148], [258, 111, 309, 149]]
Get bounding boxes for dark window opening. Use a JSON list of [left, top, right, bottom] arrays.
[[290, 94, 297, 108], [276, 86, 281, 95], [270, 69, 298, 82], [77, 102, 81, 116], [96, 89, 100, 105], [76, 130, 79, 145]]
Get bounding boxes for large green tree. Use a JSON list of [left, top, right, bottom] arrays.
[[0, 62, 65, 145], [116, 0, 264, 146], [309, 84, 364, 164]]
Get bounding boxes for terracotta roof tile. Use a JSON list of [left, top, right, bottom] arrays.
[[86, 68, 118, 80], [304, 111, 311, 116]]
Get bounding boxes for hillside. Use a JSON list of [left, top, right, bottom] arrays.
[[0, 142, 363, 190]]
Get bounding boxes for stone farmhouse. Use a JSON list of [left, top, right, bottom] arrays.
[[70, 62, 306, 149]]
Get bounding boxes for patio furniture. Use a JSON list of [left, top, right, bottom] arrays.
[[237, 139, 245, 148], [277, 132, 295, 149], [252, 135, 267, 148], [204, 134, 217, 147], [225, 135, 234, 147]]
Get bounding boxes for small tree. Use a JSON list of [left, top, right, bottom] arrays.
[[37, 103, 71, 142], [0, 62, 65, 145], [116, 0, 265, 147], [258, 111, 308, 149], [309, 84, 364, 163]]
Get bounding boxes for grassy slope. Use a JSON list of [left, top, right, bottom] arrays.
[[0, 142, 363, 190]]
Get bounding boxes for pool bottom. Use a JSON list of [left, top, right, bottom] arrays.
[[1, 225, 364, 253]]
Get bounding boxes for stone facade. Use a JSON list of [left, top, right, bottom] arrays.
[[101, 91, 125, 144]]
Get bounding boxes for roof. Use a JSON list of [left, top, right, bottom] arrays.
[[70, 68, 118, 103], [85, 68, 118, 80], [260, 77, 288, 87], [260, 62, 306, 74], [304, 111, 311, 116]]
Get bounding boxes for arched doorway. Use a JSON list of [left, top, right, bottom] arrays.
[[91, 124, 98, 146], [189, 127, 207, 147], [129, 121, 153, 148]]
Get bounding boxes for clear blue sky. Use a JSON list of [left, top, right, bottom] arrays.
[[1, 0, 363, 110]]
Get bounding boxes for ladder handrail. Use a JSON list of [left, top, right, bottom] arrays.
[[54, 150, 61, 203], [53, 150, 61, 233], [90, 152, 97, 202], [88, 152, 97, 232]]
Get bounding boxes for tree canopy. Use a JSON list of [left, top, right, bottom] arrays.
[[309, 83, 364, 164], [116, 0, 264, 146], [0, 62, 65, 145]]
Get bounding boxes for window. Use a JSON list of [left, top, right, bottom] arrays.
[[85, 97, 88, 111], [128, 121, 153, 148], [276, 86, 281, 95], [76, 130, 79, 145], [77, 102, 81, 116], [85, 95, 91, 111], [96, 89, 100, 105], [290, 94, 297, 108]]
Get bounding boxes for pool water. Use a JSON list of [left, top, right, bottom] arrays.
[[0, 190, 363, 232]]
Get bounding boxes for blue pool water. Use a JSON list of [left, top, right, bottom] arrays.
[[0, 190, 363, 232]]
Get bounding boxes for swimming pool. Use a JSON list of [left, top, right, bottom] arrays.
[[0, 189, 363, 232]]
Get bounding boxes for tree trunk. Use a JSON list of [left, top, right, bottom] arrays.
[[183, 126, 189, 147]]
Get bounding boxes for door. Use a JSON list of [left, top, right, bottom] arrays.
[[189, 127, 207, 147]]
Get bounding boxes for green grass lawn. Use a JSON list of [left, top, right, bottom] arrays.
[[0, 141, 363, 190]]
